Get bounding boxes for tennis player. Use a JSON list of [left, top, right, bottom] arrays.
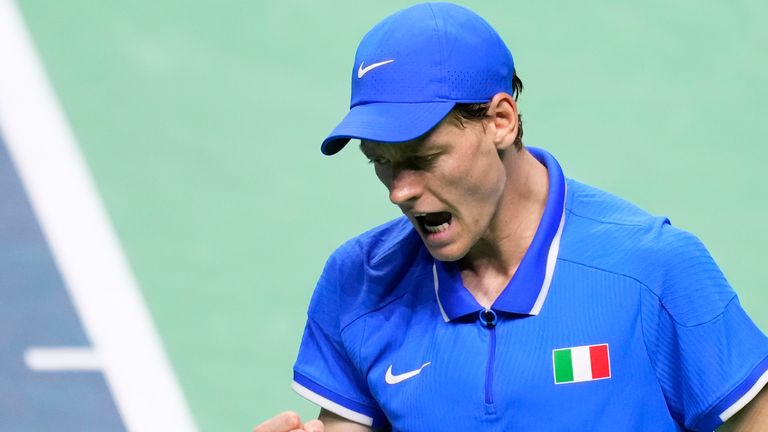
[[256, 3, 768, 431]]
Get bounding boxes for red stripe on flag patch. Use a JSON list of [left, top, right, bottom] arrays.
[[589, 344, 610, 379]]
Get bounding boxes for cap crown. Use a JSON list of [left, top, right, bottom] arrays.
[[351, 2, 514, 107]]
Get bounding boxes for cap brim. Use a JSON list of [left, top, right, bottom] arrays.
[[321, 101, 456, 155]]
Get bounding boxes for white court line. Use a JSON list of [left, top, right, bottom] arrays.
[[0, 1, 197, 430], [25, 347, 101, 371]]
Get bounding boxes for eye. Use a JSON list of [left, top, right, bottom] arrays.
[[413, 154, 438, 168], [367, 157, 390, 166]]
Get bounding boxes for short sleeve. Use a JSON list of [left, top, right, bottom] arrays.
[[641, 224, 768, 431], [292, 248, 388, 429]]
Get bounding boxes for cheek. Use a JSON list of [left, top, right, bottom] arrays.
[[476, 145, 506, 189], [447, 155, 506, 225], [453, 150, 505, 198]]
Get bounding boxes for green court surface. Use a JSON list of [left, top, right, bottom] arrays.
[[14, 1, 768, 429]]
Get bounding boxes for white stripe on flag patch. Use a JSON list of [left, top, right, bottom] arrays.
[[571, 345, 593, 382]]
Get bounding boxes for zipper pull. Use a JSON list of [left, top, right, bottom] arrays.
[[479, 309, 497, 328]]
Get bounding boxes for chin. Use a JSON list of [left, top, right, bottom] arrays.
[[424, 244, 467, 263]]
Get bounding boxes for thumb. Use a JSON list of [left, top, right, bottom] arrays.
[[303, 419, 324, 432], [253, 411, 302, 432]]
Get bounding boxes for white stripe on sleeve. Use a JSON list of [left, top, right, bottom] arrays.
[[291, 381, 374, 426]]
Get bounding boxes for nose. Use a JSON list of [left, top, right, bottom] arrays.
[[388, 167, 424, 206]]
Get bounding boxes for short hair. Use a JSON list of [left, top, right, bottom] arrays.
[[451, 74, 524, 150]]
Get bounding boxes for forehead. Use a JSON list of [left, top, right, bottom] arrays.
[[360, 139, 423, 158], [360, 115, 465, 157]]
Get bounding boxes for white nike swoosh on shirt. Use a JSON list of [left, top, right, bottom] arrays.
[[385, 362, 431, 385], [357, 59, 395, 78]]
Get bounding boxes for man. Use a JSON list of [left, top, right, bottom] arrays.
[[256, 3, 768, 431]]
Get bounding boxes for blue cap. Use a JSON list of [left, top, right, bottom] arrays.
[[321, 2, 515, 155]]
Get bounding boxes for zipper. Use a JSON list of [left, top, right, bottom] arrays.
[[479, 309, 498, 405]]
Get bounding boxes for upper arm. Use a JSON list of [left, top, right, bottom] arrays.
[[319, 409, 374, 432], [640, 224, 768, 429], [292, 249, 387, 428], [718, 384, 768, 432]]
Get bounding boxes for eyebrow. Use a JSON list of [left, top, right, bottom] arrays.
[[360, 137, 445, 156], [361, 144, 435, 162]]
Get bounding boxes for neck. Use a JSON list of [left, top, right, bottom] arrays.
[[458, 147, 549, 307]]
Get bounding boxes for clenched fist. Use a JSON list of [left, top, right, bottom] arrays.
[[253, 411, 324, 432]]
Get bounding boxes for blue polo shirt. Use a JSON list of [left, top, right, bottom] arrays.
[[292, 147, 768, 431]]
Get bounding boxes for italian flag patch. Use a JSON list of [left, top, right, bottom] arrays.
[[553, 343, 611, 384]]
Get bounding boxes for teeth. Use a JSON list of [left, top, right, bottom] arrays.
[[425, 222, 449, 233]]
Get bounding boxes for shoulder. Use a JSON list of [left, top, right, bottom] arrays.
[[561, 178, 676, 264], [310, 216, 431, 329], [565, 178, 662, 227], [329, 216, 423, 269], [561, 179, 734, 325]]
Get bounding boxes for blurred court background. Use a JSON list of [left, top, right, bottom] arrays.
[[2, 0, 766, 430]]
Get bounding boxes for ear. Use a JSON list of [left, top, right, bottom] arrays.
[[487, 92, 519, 151]]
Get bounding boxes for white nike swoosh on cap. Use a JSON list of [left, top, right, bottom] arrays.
[[357, 59, 395, 78], [384, 362, 431, 385]]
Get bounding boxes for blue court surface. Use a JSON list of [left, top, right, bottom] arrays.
[[0, 132, 125, 430]]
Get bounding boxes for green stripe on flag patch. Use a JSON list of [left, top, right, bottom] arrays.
[[553, 348, 574, 383]]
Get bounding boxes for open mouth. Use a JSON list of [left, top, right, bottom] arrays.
[[414, 212, 452, 234]]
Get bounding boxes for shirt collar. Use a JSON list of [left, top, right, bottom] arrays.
[[433, 146, 567, 321]]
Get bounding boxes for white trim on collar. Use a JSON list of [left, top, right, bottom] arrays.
[[433, 264, 450, 322], [529, 181, 567, 315]]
